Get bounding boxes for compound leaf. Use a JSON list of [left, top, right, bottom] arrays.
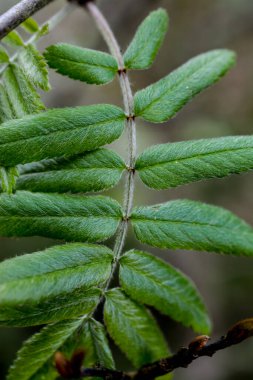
[[7, 317, 86, 380], [45, 44, 118, 85], [0, 104, 125, 166], [0, 191, 122, 242], [120, 250, 211, 334], [136, 136, 253, 189], [124, 8, 168, 70], [104, 288, 169, 368], [17, 149, 125, 193], [19, 44, 50, 91], [131, 200, 253, 255], [134, 50, 236, 122]]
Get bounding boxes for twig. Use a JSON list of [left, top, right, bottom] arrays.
[[0, 0, 56, 40]]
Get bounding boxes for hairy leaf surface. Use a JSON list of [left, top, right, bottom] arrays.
[[131, 200, 253, 255], [17, 149, 125, 193], [0, 191, 122, 242], [120, 250, 211, 333], [0, 104, 125, 166], [136, 136, 253, 189], [0, 84, 14, 123], [124, 9, 168, 70], [104, 288, 168, 368], [45, 44, 118, 85], [134, 50, 235, 122]]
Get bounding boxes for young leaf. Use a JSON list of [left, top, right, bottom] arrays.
[[7, 318, 86, 380], [119, 250, 211, 334], [17, 149, 126, 193], [0, 166, 18, 194], [134, 50, 236, 122], [136, 136, 253, 189], [2, 64, 45, 118], [21, 18, 40, 34], [0, 83, 14, 123], [19, 44, 50, 91], [0, 45, 9, 63], [44, 44, 118, 85], [0, 104, 125, 166], [131, 200, 253, 255], [104, 288, 169, 368], [0, 191, 122, 242], [124, 8, 169, 70], [2, 31, 24, 47]]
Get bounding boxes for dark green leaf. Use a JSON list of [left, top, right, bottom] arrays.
[[136, 136, 253, 189], [2, 64, 45, 118], [19, 44, 50, 91], [104, 288, 169, 368], [124, 8, 168, 70], [120, 250, 211, 333], [0, 104, 125, 166], [17, 149, 125, 193], [0, 191, 122, 242], [7, 318, 86, 380], [0, 84, 14, 123], [131, 200, 253, 255], [134, 50, 236, 122], [45, 44, 118, 85], [21, 18, 40, 34], [0, 46, 9, 63], [2, 31, 24, 47]]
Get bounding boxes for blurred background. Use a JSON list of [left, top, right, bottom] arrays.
[[1, 0, 253, 379]]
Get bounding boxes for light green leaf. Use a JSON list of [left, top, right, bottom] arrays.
[[0, 166, 18, 194], [7, 317, 86, 380], [104, 288, 169, 368], [131, 200, 253, 255], [0, 104, 125, 166], [0, 84, 14, 123], [21, 18, 40, 34], [44, 44, 118, 85], [17, 149, 126, 193], [124, 8, 168, 70], [2, 31, 24, 47], [19, 44, 50, 91], [134, 50, 236, 122], [0, 191, 122, 242], [136, 136, 253, 189], [120, 250, 211, 334], [2, 64, 45, 118], [0, 45, 9, 63]]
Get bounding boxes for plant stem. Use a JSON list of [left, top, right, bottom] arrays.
[[86, 2, 137, 289]]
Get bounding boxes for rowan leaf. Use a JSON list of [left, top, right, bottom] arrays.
[[0, 104, 125, 166], [19, 44, 50, 91], [44, 44, 118, 85], [134, 50, 236, 122], [17, 149, 125, 193], [131, 200, 253, 255], [124, 9, 168, 70], [104, 288, 169, 368], [0, 45, 9, 63], [0, 84, 14, 123], [120, 250, 211, 333], [2, 31, 24, 47], [0, 191, 122, 242], [21, 18, 40, 34], [136, 136, 253, 189]]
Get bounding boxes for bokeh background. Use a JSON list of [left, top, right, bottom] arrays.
[[1, 0, 253, 379]]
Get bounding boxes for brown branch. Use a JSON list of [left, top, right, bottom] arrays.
[[0, 0, 56, 40]]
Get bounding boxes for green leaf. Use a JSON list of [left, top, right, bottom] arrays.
[[136, 136, 253, 189], [0, 84, 14, 123], [124, 9, 168, 70], [21, 18, 40, 34], [104, 288, 169, 368], [0, 104, 125, 166], [0, 243, 112, 326], [0, 191, 122, 242], [2, 64, 45, 118], [131, 200, 253, 255], [7, 317, 86, 380], [0, 166, 18, 194], [134, 50, 236, 122], [44, 44, 118, 85], [2, 31, 24, 47], [120, 250, 211, 334], [17, 149, 126, 193], [0, 45, 9, 63], [19, 44, 50, 91]]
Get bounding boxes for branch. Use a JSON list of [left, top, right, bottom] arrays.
[[0, 0, 56, 40]]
